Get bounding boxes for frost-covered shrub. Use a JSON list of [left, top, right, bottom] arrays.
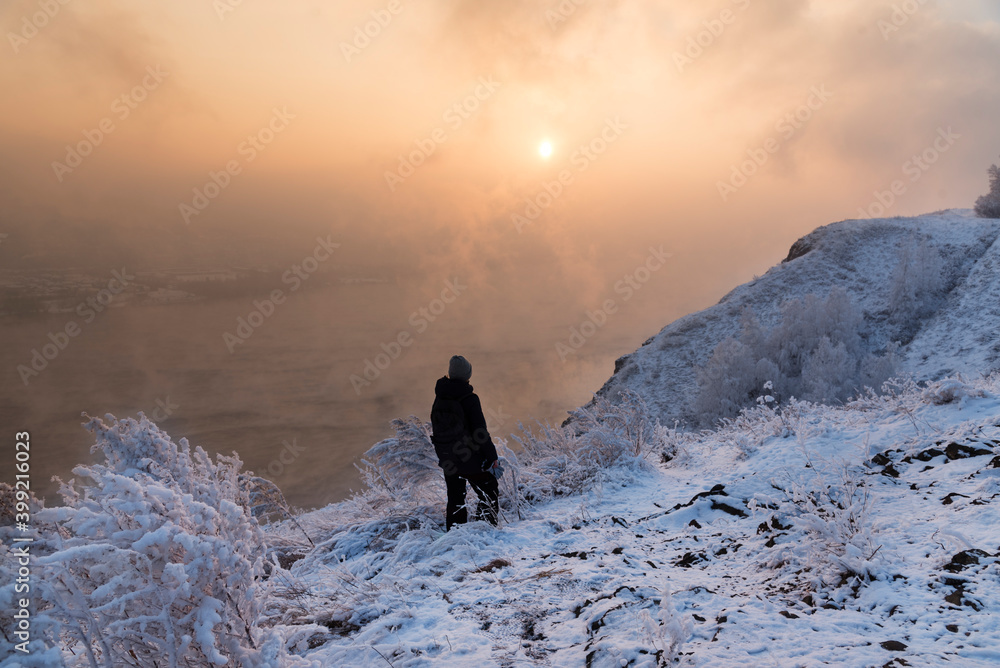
[[774, 461, 884, 600], [33, 413, 311, 667], [638, 587, 689, 666], [358, 416, 442, 507], [974, 161, 1000, 218], [514, 390, 663, 500], [695, 288, 898, 424], [922, 377, 986, 405], [570, 390, 663, 464], [658, 420, 693, 466]]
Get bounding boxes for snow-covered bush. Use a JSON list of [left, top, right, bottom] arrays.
[[792, 464, 882, 585], [32, 413, 312, 667], [658, 420, 693, 465], [922, 377, 986, 405], [974, 160, 1000, 218], [638, 586, 689, 666], [759, 453, 886, 609], [357, 416, 442, 507], [570, 390, 663, 464], [695, 288, 898, 424], [514, 390, 663, 500], [0, 486, 65, 665], [772, 289, 864, 378]]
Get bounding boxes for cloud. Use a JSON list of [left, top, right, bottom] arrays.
[[0, 0, 998, 290]]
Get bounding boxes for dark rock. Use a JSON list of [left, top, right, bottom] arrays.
[[675, 551, 708, 568], [880, 640, 907, 651], [783, 238, 813, 262], [613, 355, 630, 374], [645, 484, 729, 520], [944, 442, 992, 460], [711, 500, 748, 517], [941, 492, 970, 506], [944, 549, 989, 572], [872, 453, 892, 466]]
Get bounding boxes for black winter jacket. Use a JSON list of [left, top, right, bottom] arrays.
[[430, 376, 498, 476]]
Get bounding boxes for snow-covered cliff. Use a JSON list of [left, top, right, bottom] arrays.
[[597, 209, 1000, 425]]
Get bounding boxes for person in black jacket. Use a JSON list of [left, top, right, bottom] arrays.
[[430, 355, 500, 530]]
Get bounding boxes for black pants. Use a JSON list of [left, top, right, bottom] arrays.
[[445, 472, 499, 530]]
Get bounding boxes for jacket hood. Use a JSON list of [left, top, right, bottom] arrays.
[[435, 376, 474, 400]]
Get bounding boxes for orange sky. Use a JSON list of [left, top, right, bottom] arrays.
[[2, 0, 999, 309]]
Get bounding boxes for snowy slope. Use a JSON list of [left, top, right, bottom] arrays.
[[905, 227, 1000, 379], [272, 378, 1000, 667], [596, 209, 1000, 426]]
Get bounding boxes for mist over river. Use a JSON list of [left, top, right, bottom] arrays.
[[1, 280, 678, 510]]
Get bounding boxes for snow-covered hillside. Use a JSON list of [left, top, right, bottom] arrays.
[[9, 379, 999, 666], [7, 210, 1000, 668], [597, 209, 1000, 426], [269, 377, 1000, 666]]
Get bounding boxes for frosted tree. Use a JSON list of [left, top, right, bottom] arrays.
[[860, 341, 900, 390], [33, 413, 312, 667], [770, 288, 862, 381], [802, 337, 853, 403], [973, 160, 1000, 218], [695, 288, 896, 423], [694, 337, 782, 421], [889, 237, 945, 339]]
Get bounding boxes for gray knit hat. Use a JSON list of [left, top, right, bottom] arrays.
[[448, 355, 472, 381]]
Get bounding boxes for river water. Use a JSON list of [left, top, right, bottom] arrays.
[[1, 281, 664, 510]]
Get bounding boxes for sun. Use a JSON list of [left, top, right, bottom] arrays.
[[539, 140, 553, 159]]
